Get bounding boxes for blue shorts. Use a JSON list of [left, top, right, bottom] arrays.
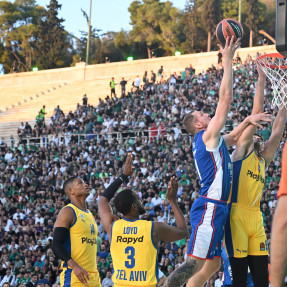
[[187, 196, 229, 259]]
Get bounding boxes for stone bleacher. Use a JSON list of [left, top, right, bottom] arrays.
[[0, 78, 121, 139]]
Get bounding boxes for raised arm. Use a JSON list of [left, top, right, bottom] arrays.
[[260, 107, 287, 167], [230, 66, 267, 161], [203, 37, 240, 149], [98, 153, 133, 239], [223, 112, 272, 148], [154, 177, 188, 243], [252, 65, 266, 114]]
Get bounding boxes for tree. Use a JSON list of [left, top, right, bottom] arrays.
[[0, 0, 45, 73], [183, 0, 202, 53], [158, 1, 182, 56], [244, 0, 263, 47], [201, 0, 220, 52], [128, 0, 162, 59], [35, 0, 73, 69], [220, 0, 238, 19], [128, 0, 181, 58]]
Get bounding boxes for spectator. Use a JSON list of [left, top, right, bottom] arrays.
[[101, 270, 113, 287], [82, 94, 88, 106], [110, 77, 116, 97], [119, 78, 129, 96], [26, 273, 38, 287], [0, 269, 15, 287]]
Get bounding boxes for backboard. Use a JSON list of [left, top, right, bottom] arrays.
[[276, 0, 287, 57]]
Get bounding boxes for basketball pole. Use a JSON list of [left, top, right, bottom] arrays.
[[238, 0, 242, 23], [86, 0, 92, 65]]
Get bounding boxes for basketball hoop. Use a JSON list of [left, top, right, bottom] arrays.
[[256, 53, 287, 109]]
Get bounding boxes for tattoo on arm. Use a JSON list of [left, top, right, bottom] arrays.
[[162, 259, 198, 287]]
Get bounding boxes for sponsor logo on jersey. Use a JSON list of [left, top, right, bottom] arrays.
[[116, 236, 144, 244], [260, 242, 265, 251], [247, 170, 265, 183], [81, 237, 97, 246]]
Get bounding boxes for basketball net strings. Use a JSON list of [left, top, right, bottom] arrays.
[[257, 57, 287, 109]]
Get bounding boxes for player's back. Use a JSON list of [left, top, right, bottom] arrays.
[[110, 218, 158, 287], [192, 130, 232, 202]]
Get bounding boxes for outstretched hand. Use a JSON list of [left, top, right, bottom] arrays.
[[167, 177, 178, 203], [123, 153, 133, 176], [218, 36, 241, 61], [248, 112, 272, 129]]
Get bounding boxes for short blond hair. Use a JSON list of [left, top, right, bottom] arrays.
[[183, 113, 196, 135]]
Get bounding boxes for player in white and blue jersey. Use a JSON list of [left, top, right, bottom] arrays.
[[162, 36, 241, 287], [163, 37, 265, 287]]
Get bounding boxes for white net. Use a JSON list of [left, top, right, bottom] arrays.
[[256, 54, 287, 109]]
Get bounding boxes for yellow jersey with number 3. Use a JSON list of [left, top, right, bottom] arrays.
[[110, 218, 158, 287]]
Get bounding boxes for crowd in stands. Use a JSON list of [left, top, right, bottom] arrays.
[[0, 52, 286, 287]]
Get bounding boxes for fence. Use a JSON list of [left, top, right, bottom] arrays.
[[0, 127, 188, 148]]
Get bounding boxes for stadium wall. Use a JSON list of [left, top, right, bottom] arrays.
[[0, 45, 276, 87]]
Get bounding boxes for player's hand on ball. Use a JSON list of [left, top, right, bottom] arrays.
[[218, 36, 241, 61], [167, 176, 178, 203]]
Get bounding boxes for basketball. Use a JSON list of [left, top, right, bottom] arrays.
[[216, 18, 243, 45]]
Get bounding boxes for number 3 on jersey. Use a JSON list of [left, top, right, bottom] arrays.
[[125, 246, 135, 268]]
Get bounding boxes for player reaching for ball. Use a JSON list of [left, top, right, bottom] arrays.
[[185, 65, 272, 287], [163, 36, 271, 287], [224, 67, 287, 287]]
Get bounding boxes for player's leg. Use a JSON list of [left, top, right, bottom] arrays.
[[163, 198, 215, 287], [229, 257, 248, 286], [247, 255, 269, 287], [186, 257, 221, 287], [225, 206, 249, 286], [248, 211, 269, 287], [162, 256, 205, 287]]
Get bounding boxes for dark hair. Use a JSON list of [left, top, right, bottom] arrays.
[[63, 176, 78, 195], [114, 189, 136, 215], [254, 133, 264, 142]]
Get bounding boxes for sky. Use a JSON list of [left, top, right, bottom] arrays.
[[36, 0, 187, 38]]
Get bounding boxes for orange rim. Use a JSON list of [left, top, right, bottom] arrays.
[[256, 53, 287, 69]]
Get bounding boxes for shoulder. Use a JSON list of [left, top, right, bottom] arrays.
[[54, 205, 76, 228]]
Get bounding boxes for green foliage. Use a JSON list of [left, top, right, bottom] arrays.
[[34, 0, 73, 69], [0, 0, 278, 73], [220, 0, 238, 19], [0, 0, 45, 73]]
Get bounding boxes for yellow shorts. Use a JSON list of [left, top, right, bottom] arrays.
[[60, 268, 101, 287], [225, 205, 269, 258]]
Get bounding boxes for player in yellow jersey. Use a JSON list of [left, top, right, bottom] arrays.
[[271, 143, 287, 287], [98, 153, 188, 287], [52, 177, 101, 287], [224, 66, 287, 287]]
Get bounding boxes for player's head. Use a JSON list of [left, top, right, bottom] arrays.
[[114, 189, 146, 216], [63, 177, 90, 198], [183, 111, 211, 135], [253, 134, 264, 153]]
